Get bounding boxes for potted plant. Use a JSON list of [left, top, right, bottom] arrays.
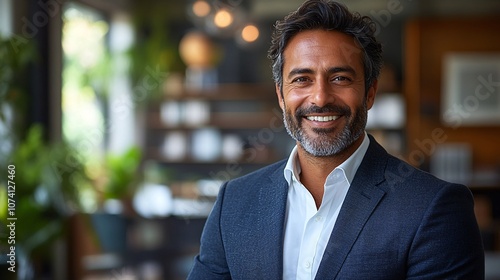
[[0, 124, 90, 279]]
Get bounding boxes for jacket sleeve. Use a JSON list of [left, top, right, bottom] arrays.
[[187, 182, 231, 280], [407, 183, 484, 279]]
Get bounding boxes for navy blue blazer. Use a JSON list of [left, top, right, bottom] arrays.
[[188, 135, 484, 279]]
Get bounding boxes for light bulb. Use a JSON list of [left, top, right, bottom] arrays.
[[241, 24, 259, 43], [192, 0, 211, 17], [214, 9, 233, 28]]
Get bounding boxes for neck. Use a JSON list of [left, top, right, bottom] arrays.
[[296, 133, 365, 208]]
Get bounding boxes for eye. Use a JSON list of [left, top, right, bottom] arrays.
[[331, 76, 352, 85], [332, 76, 349, 81], [292, 76, 311, 83]]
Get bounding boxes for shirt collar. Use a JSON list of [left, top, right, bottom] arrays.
[[284, 132, 370, 186]]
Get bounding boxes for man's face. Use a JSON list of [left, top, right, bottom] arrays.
[[277, 29, 377, 157]]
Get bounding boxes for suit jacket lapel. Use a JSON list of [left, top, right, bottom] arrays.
[[315, 136, 388, 279], [252, 162, 289, 279]]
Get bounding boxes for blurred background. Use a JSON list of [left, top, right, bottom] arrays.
[[0, 0, 499, 279]]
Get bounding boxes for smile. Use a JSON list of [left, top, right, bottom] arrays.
[[306, 115, 340, 122]]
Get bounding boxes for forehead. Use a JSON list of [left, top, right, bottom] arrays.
[[283, 29, 364, 72]]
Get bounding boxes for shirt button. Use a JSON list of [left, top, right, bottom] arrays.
[[305, 261, 311, 269], [315, 215, 322, 222]]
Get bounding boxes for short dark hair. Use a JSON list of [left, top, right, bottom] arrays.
[[268, 0, 383, 93]]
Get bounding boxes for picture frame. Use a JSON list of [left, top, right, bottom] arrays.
[[441, 53, 500, 126]]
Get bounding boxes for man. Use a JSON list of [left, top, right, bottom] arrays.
[[188, 0, 484, 279]]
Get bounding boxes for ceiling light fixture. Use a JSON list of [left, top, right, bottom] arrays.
[[192, 0, 211, 17], [213, 8, 233, 28], [241, 24, 259, 43]]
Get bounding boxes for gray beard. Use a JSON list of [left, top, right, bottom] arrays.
[[282, 102, 367, 157]]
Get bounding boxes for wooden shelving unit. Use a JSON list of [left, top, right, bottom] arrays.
[[143, 82, 293, 181]]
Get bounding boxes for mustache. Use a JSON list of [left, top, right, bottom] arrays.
[[295, 104, 351, 118]]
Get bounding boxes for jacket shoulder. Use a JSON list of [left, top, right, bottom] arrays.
[[384, 154, 458, 188], [228, 159, 287, 187]]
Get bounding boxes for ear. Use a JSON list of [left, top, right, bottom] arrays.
[[275, 83, 285, 111], [366, 79, 378, 110]]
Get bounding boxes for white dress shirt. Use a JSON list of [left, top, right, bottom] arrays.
[[282, 133, 370, 280]]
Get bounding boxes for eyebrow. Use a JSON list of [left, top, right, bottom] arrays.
[[287, 66, 357, 80]]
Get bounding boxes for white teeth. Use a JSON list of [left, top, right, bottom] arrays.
[[306, 115, 339, 122]]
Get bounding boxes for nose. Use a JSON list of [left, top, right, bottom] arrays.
[[310, 79, 333, 107]]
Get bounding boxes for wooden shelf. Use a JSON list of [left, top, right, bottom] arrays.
[[147, 111, 280, 130], [163, 83, 277, 101], [146, 148, 281, 165]]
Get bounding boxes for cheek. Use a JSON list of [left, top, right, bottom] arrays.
[[282, 89, 308, 109], [342, 91, 366, 108], [285, 95, 305, 109]]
